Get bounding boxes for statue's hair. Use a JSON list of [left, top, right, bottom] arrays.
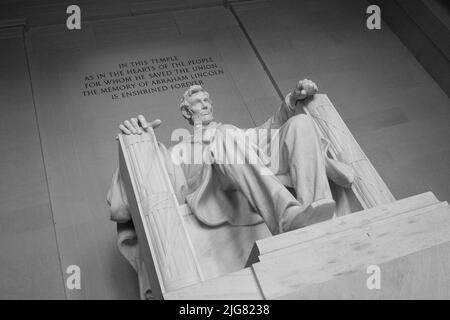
[[179, 85, 209, 111]]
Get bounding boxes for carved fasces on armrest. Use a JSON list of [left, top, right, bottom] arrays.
[[304, 94, 395, 208], [118, 130, 203, 298]]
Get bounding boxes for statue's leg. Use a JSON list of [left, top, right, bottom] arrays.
[[274, 114, 335, 229], [211, 125, 301, 235]]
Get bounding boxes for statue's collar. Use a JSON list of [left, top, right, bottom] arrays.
[[189, 121, 222, 143], [193, 121, 220, 130]]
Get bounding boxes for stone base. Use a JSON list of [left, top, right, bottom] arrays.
[[166, 191, 450, 299]]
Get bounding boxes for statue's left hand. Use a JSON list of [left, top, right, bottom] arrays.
[[290, 79, 318, 106]]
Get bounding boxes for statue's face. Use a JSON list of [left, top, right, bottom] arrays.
[[186, 91, 214, 126]]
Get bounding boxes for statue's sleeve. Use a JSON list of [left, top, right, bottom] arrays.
[[255, 93, 296, 131]]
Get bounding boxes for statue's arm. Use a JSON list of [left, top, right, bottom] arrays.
[[254, 93, 295, 131], [256, 79, 318, 130]]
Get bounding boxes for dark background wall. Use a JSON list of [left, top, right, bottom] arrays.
[[369, 0, 449, 96]]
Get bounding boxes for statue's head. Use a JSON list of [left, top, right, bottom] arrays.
[[180, 85, 214, 126]]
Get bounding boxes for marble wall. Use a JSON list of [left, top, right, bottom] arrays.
[[0, 26, 65, 299]]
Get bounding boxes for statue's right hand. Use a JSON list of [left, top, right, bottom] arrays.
[[119, 115, 162, 135]]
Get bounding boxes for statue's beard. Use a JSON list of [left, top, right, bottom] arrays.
[[192, 111, 214, 126]]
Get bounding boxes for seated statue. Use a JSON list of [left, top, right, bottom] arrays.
[[107, 79, 355, 297], [108, 78, 355, 231]]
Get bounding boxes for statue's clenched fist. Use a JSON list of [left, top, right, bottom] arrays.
[[119, 115, 161, 135], [290, 79, 318, 106]]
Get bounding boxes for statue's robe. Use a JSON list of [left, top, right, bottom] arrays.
[[106, 93, 355, 298]]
